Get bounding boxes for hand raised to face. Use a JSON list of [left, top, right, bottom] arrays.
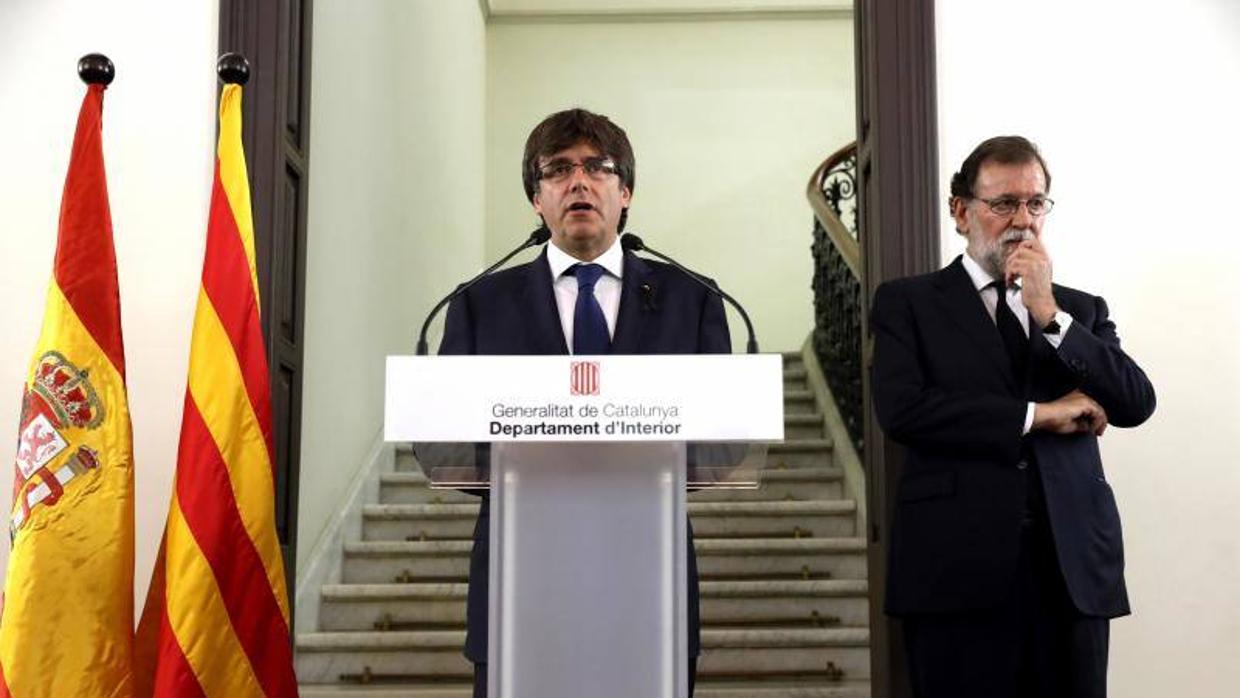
[[1005, 237, 1057, 328]]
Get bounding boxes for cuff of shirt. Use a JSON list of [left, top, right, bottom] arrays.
[[1041, 310, 1074, 349], [1023, 402, 1036, 435]]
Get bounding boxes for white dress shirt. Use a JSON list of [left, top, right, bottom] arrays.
[[546, 237, 624, 353], [960, 253, 1074, 434]]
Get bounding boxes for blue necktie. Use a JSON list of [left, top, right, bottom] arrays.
[[569, 263, 611, 355]]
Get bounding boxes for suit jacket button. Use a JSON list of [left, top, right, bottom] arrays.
[[1016, 460, 1028, 471]]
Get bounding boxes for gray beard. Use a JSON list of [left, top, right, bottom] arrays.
[[972, 228, 1033, 280]]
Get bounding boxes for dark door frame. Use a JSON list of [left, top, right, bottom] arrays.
[[218, 0, 313, 628], [855, 1, 941, 695]]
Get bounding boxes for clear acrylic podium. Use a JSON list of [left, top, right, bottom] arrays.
[[386, 355, 783, 698]]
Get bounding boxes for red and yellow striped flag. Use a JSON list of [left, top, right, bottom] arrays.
[[0, 83, 136, 696], [140, 82, 298, 696]]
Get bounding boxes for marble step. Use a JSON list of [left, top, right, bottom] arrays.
[[362, 504, 478, 541], [783, 411, 825, 440], [784, 366, 809, 390], [690, 467, 843, 502], [362, 499, 856, 541], [699, 627, 870, 678], [341, 535, 865, 585], [691, 500, 856, 538], [295, 626, 869, 683], [318, 579, 869, 632], [381, 466, 843, 506], [782, 388, 818, 415], [766, 439, 834, 469], [695, 537, 867, 580], [296, 630, 470, 682], [320, 583, 466, 630], [299, 682, 872, 698], [394, 445, 420, 472], [378, 474, 478, 505], [702, 580, 869, 628]]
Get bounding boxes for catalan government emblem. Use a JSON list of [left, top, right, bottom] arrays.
[[570, 360, 601, 396], [11, 351, 105, 534]]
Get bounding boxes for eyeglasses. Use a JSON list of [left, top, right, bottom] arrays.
[[973, 195, 1055, 217], [538, 157, 620, 182]]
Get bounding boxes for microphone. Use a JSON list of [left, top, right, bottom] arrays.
[[621, 233, 759, 354], [416, 226, 552, 355]]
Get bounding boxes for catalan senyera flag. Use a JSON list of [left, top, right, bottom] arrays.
[[138, 83, 298, 696], [0, 84, 136, 696]]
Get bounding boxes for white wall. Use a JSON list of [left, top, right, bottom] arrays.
[[936, 2, 1240, 695], [296, 0, 487, 571], [487, 15, 854, 351], [0, 0, 218, 606]]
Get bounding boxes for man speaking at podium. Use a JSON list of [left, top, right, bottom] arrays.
[[870, 136, 1155, 698], [439, 108, 730, 697]]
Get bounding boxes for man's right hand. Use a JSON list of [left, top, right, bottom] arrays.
[[1033, 390, 1109, 436]]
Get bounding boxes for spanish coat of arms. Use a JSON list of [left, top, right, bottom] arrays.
[[11, 351, 105, 534]]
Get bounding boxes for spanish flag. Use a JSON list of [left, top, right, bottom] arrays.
[[0, 83, 136, 696], [137, 82, 298, 696]]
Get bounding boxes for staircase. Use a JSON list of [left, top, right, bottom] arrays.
[[296, 350, 871, 697]]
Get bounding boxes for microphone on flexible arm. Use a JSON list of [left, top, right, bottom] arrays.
[[621, 232, 759, 354], [415, 225, 552, 355]]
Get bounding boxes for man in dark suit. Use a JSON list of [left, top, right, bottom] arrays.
[[870, 136, 1155, 698], [439, 108, 729, 698]]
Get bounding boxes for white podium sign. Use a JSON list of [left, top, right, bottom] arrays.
[[384, 354, 783, 442]]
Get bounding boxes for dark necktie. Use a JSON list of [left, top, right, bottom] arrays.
[[569, 263, 611, 355], [989, 280, 1029, 381]]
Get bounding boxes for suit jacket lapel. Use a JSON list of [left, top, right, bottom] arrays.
[[933, 256, 1019, 393], [611, 250, 654, 354], [522, 247, 569, 355]]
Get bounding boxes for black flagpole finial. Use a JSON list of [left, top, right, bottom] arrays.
[[217, 53, 250, 86], [77, 53, 114, 86]]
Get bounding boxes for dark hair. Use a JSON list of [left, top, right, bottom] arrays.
[[522, 108, 635, 230], [949, 135, 1051, 201]]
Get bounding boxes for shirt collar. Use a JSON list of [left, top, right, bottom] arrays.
[[547, 235, 625, 281], [961, 252, 1020, 293]]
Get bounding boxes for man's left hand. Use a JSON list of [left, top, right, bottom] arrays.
[[1005, 238, 1058, 327]]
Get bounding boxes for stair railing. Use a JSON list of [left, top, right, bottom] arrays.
[[807, 142, 864, 454]]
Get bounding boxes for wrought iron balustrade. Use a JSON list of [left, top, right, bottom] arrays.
[[807, 142, 863, 454]]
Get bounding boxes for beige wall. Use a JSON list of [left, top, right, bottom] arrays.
[[0, 0, 219, 604], [936, 2, 1240, 695], [486, 15, 854, 351], [296, 0, 487, 571]]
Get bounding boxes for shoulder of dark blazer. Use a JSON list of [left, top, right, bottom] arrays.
[[458, 255, 544, 300], [630, 252, 721, 296], [1050, 282, 1101, 311], [873, 262, 956, 301]]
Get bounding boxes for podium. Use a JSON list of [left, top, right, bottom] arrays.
[[385, 355, 783, 698]]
